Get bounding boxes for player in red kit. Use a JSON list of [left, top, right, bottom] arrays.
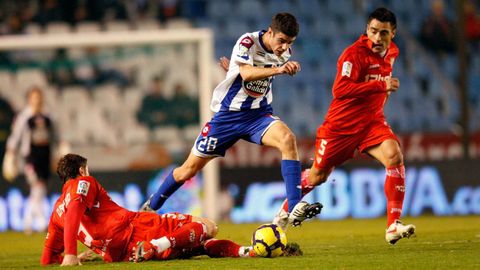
[[41, 154, 256, 266], [273, 7, 415, 244]]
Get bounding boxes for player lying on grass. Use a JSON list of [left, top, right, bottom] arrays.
[[41, 154, 264, 266]]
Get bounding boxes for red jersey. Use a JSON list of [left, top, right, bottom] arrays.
[[42, 175, 136, 263], [321, 35, 399, 135]]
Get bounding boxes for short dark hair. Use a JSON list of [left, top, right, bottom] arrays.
[[270, 12, 299, 37], [57, 154, 87, 183], [367, 7, 397, 29]]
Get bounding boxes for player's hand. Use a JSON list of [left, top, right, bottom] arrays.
[[385, 77, 400, 92], [129, 241, 155, 263], [61, 254, 82, 266], [77, 250, 99, 262], [2, 151, 18, 182], [219, 57, 230, 72], [279, 61, 301, 76]]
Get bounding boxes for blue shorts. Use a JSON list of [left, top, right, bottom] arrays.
[[192, 109, 280, 158]]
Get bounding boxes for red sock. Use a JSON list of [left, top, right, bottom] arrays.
[[204, 239, 242, 258], [281, 170, 315, 212], [384, 165, 406, 227], [168, 222, 207, 249]]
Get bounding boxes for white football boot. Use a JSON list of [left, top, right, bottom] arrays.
[[385, 220, 416, 245], [288, 201, 323, 227]]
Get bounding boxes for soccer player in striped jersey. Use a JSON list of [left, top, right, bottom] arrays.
[[141, 13, 321, 226]]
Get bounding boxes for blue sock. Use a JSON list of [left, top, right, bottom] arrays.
[[149, 170, 184, 210], [281, 160, 302, 213]]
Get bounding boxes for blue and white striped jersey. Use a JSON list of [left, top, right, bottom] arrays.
[[210, 30, 291, 112]]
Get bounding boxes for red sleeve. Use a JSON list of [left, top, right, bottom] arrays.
[[41, 219, 64, 265], [64, 199, 86, 256], [332, 50, 386, 99]]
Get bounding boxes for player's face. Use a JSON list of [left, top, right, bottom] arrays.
[[28, 90, 43, 113], [366, 19, 396, 54], [268, 29, 296, 56]]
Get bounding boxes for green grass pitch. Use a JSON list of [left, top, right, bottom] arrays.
[[0, 215, 479, 269]]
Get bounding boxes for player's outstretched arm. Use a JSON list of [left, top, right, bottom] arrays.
[[239, 61, 300, 82]]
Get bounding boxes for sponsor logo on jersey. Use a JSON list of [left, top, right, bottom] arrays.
[[243, 78, 270, 98], [365, 73, 391, 82], [240, 37, 254, 48], [341, 61, 352, 77], [77, 180, 90, 196]]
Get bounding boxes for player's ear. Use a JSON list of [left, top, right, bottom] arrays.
[[267, 27, 273, 37], [79, 166, 87, 177]]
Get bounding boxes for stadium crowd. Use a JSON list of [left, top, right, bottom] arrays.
[[0, 0, 478, 156]]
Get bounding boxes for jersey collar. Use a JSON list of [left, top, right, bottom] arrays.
[[258, 30, 273, 54]]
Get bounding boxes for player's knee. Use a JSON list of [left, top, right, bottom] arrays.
[[200, 218, 218, 238], [385, 150, 403, 167], [278, 131, 297, 152]]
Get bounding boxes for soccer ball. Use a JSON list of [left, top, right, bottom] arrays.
[[251, 223, 287, 258]]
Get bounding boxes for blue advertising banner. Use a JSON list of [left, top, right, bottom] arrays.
[[221, 160, 480, 223], [0, 160, 478, 231], [0, 165, 202, 232]]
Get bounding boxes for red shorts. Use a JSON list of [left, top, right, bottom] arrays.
[[124, 212, 193, 261], [313, 120, 399, 170]]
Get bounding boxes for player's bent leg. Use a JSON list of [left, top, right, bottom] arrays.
[[204, 239, 255, 258], [273, 167, 330, 230], [366, 139, 415, 244], [191, 216, 218, 238], [308, 166, 332, 186], [132, 221, 210, 262], [140, 153, 213, 211], [263, 123, 303, 210], [173, 153, 213, 181], [286, 166, 329, 226], [273, 169, 314, 231], [261, 121, 298, 160]]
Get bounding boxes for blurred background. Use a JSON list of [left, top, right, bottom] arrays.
[[0, 0, 478, 232]]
